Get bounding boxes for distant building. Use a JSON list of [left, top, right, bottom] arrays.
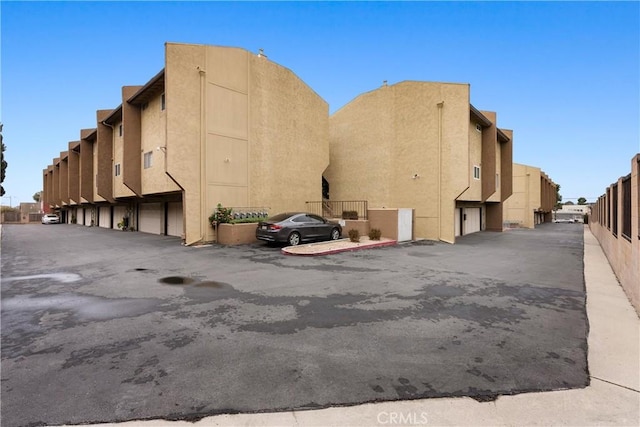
[[503, 163, 558, 228], [554, 203, 590, 223]]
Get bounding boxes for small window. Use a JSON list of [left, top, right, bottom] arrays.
[[475, 123, 482, 132], [144, 151, 153, 169], [118, 124, 123, 137], [114, 163, 121, 177], [473, 166, 481, 180], [161, 93, 165, 111]]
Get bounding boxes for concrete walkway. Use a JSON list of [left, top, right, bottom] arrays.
[[82, 227, 640, 426]]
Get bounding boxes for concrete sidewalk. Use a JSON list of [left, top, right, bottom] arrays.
[[86, 227, 640, 426]]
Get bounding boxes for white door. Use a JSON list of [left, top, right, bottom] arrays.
[[113, 206, 128, 230], [99, 207, 111, 229], [454, 208, 461, 237], [77, 208, 85, 225], [166, 202, 183, 237], [139, 203, 162, 235], [464, 207, 481, 235], [397, 208, 413, 242]]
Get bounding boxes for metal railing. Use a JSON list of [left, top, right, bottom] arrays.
[[305, 200, 368, 220]]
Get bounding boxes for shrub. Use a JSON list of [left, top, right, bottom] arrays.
[[368, 228, 382, 240], [342, 210, 359, 220], [209, 203, 233, 226], [348, 229, 360, 243]]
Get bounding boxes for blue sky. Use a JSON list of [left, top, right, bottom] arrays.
[[1, 1, 638, 206]]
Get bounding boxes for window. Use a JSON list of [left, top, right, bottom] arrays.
[[118, 124, 123, 137], [144, 151, 153, 169], [161, 93, 165, 111], [114, 163, 121, 177], [622, 175, 631, 241], [475, 123, 482, 132], [473, 166, 481, 180]]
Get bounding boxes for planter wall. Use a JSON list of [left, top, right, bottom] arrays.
[[342, 219, 369, 238], [217, 223, 260, 245]]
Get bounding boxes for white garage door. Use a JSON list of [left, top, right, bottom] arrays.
[[84, 208, 92, 226], [113, 206, 128, 230], [139, 203, 162, 235], [464, 207, 481, 235], [77, 208, 85, 225], [166, 202, 183, 237], [99, 207, 111, 229]]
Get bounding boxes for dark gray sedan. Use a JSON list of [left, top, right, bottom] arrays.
[[256, 212, 342, 246]]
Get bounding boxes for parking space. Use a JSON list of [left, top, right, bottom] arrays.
[[0, 223, 588, 426]]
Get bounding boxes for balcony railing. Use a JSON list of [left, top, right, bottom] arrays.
[[306, 200, 368, 220]]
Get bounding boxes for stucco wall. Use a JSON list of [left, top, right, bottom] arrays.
[[165, 43, 328, 245], [590, 155, 640, 315], [458, 120, 483, 202], [248, 53, 329, 218], [112, 117, 136, 199], [140, 92, 179, 196], [165, 42, 204, 245], [327, 81, 470, 242], [504, 163, 543, 229]]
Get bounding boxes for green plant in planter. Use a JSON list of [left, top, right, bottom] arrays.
[[368, 228, 382, 240], [71, 215, 77, 224], [348, 229, 360, 243], [117, 217, 129, 230], [209, 204, 233, 227]]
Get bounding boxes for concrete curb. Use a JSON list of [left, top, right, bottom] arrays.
[[281, 239, 397, 256]]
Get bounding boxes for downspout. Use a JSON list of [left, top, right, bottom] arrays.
[[436, 101, 444, 241], [198, 64, 208, 244]]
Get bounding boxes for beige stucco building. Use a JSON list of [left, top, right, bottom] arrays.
[[503, 163, 558, 228], [42, 43, 329, 245], [324, 81, 513, 243]]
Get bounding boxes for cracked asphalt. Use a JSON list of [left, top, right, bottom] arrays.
[[0, 223, 588, 426]]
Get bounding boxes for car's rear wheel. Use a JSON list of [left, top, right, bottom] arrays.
[[330, 228, 341, 240], [287, 232, 301, 246]]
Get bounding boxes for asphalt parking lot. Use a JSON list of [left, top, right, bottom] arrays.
[[0, 223, 588, 427]]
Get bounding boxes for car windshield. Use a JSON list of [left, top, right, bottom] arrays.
[[267, 213, 295, 222]]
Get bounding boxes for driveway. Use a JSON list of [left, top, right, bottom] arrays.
[[0, 223, 588, 426]]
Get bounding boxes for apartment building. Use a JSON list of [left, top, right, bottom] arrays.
[[42, 43, 329, 245], [503, 163, 558, 228], [590, 154, 640, 314], [323, 81, 513, 243]]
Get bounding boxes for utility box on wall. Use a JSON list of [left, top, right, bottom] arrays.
[[368, 208, 414, 242]]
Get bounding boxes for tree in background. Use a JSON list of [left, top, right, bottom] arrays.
[[1, 123, 6, 197], [577, 197, 587, 205], [33, 192, 41, 202], [554, 184, 563, 210]]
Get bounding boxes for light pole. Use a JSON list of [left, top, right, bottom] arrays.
[[2, 195, 13, 208]]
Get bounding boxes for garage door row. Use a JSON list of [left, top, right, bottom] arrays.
[[91, 202, 183, 237]]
